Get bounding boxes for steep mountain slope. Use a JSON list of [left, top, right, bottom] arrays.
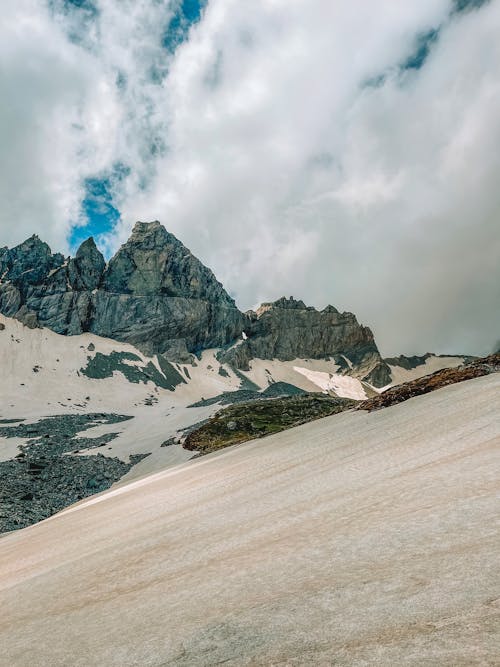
[[0, 301, 473, 532], [0, 221, 245, 359], [0, 373, 498, 666], [0, 222, 471, 530], [221, 296, 391, 387], [0, 221, 390, 383]]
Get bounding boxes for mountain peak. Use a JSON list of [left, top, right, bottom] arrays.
[[75, 236, 98, 254], [0, 224, 388, 384], [130, 220, 170, 242], [131, 219, 163, 233], [0, 222, 245, 356], [69, 237, 105, 291]]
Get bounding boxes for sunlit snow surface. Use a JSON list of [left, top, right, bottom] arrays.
[[0, 373, 498, 666], [293, 365, 368, 400]]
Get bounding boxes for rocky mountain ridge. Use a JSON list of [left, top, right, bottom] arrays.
[[0, 221, 390, 386], [221, 297, 391, 386]]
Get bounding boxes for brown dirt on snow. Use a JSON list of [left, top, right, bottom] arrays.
[[358, 353, 500, 412]]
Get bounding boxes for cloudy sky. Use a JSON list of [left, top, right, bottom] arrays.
[[1, 0, 499, 356]]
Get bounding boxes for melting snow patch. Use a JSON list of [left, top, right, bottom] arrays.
[[293, 366, 367, 401]]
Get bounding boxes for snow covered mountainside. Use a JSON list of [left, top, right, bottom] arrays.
[[0, 311, 467, 531], [0, 222, 469, 531], [0, 222, 390, 386], [0, 221, 496, 664], [0, 372, 498, 666]]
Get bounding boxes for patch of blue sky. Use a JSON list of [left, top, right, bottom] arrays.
[[69, 164, 129, 253], [48, 0, 99, 48], [401, 29, 439, 72], [364, 0, 491, 90], [453, 0, 490, 13], [364, 27, 440, 89], [48, 0, 99, 25], [162, 0, 207, 54]]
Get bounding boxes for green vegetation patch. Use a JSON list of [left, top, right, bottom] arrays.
[[184, 394, 356, 455]]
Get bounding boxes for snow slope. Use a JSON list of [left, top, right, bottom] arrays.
[[0, 373, 498, 666], [0, 315, 243, 472], [387, 354, 465, 388], [0, 314, 468, 482]]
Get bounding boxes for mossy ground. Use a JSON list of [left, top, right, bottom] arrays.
[[184, 394, 356, 455]]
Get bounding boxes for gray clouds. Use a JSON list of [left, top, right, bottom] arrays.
[[0, 0, 499, 355]]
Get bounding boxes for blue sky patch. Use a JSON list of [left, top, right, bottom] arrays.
[[453, 0, 490, 12], [401, 29, 439, 72], [70, 164, 129, 253], [162, 0, 207, 53]]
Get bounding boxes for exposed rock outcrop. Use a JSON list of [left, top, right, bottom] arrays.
[[384, 353, 433, 370], [358, 354, 500, 411], [0, 223, 389, 385], [220, 297, 391, 387], [0, 222, 246, 357]]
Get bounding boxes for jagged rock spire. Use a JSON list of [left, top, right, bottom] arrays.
[[0, 222, 390, 384], [68, 237, 105, 291]]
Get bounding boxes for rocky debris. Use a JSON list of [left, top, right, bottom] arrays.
[[184, 394, 356, 455], [261, 381, 306, 398], [161, 437, 178, 447], [219, 297, 391, 387], [129, 453, 151, 465], [358, 354, 500, 412], [0, 413, 138, 533], [188, 382, 306, 408], [0, 454, 130, 533], [0, 413, 131, 449]]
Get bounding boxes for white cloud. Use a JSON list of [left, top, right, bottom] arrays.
[[0, 0, 499, 355]]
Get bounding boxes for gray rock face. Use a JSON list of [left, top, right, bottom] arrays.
[[220, 297, 391, 387], [384, 353, 432, 370], [0, 222, 245, 356], [0, 235, 64, 286], [68, 237, 105, 291], [0, 224, 390, 385]]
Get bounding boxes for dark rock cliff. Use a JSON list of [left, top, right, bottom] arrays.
[[0, 221, 245, 359], [0, 222, 390, 385], [220, 297, 391, 386]]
